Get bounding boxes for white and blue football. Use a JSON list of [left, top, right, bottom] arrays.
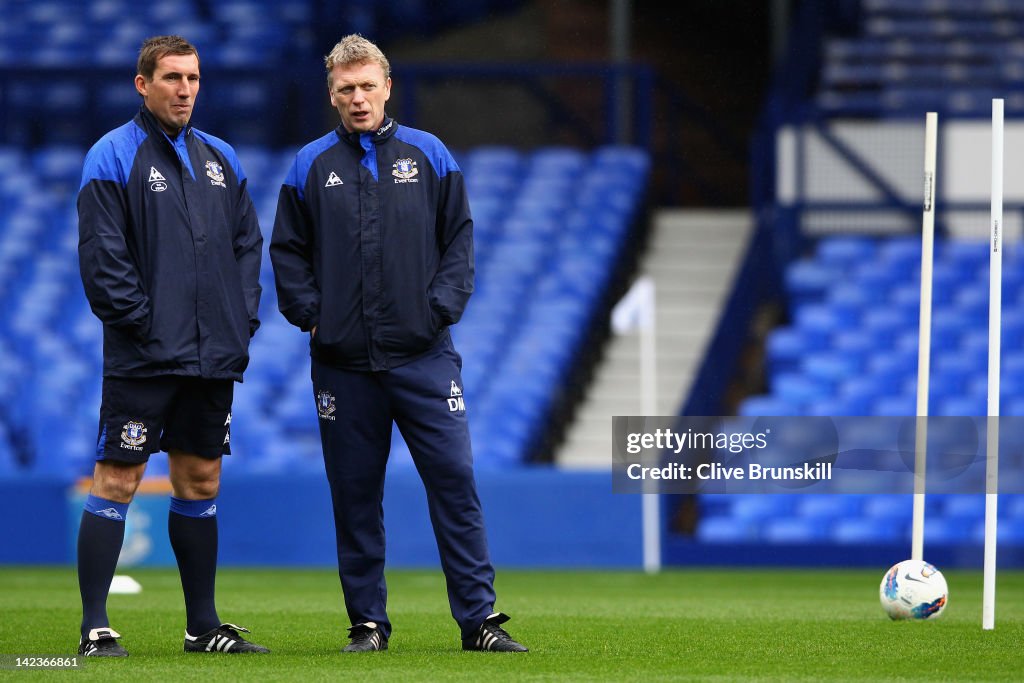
[[879, 559, 948, 620]]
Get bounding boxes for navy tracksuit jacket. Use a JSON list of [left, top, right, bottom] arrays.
[[78, 106, 263, 381], [271, 118, 496, 639], [271, 117, 473, 371]]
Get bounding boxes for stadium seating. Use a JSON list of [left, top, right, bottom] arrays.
[[815, 0, 1024, 116], [0, 0, 308, 69], [0, 143, 650, 477], [722, 231, 1024, 547], [0, 0, 529, 148], [698, 490, 1024, 547], [754, 234, 1024, 416], [0, 1, 526, 70]]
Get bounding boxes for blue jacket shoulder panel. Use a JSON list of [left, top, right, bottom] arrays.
[[79, 120, 147, 190], [192, 128, 246, 182], [394, 125, 459, 178], [286, 131, 341, 200]]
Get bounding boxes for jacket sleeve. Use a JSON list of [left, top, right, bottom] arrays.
[[233, 177, 263, 337], [270, 173, 320, 332], [77, 150, 151, 339], [429, 167, 474, 326]]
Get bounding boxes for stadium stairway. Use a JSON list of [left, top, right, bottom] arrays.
[[556, 209, 753, 469]]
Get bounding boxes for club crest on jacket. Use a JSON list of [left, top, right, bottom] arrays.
[[206, 160, 226, 187], [392, 158, 418, 183]]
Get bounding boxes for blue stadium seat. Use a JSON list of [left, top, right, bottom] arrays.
[[936, 395, 987, 418], [930, 362, 980, 398], [765, 328, 811, 376], [838, 375, 885, 409], [528, 147, 585, 174], [738, 395, 799, 417], [796, 494, 865, 519], [941, 239, 988, 267], [833, 328, 878, 359], [772, 373, 830, 409], [864, 494, 915, 520], [832, 518, 905, 543], [729, 495, 798, 520], [877, 236, 921, 269], [826, 285, 872, 323], [762, 517, 832, 543], [866, 346, 917, 382], [785, 261, 835, 306], [802, 351, 863, 387], [932, 307, 974, 348], [871, 394, 916, 417], [1004, 495, 1024, 520], [924, 517, 977, 544], [793, 305, 843, 347], [941, 495, 986, 521], [986, 519, 1024, 545], [696, 517, 758, 543], [816, 236, 877, 267], [865, 304, 919, 340]]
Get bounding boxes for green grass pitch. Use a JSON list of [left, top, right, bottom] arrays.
[[2, 566, 1023, 681]]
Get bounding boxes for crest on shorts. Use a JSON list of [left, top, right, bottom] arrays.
[[392, 158, 418, 181], [121, 420, 147, 447], [205, 160, 226, 187], [316, 390, 336, 421]]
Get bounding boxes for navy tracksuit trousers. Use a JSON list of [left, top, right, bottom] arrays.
[[311, 334, 496, 640]]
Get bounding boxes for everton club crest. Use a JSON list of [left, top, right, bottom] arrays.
[[392, 158, 419, 183], [205, 159, 226, 187], [120, 420, 147, 450], [316, 390, 337, 421]]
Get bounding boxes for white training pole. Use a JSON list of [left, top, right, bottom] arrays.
[[912, 112, 938, 562], [637, 278, 660, 574], [983, 98, 1003, 631], [611, 277, 660, 573]]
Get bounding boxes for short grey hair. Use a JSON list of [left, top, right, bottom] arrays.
[[325, 34, 390, 86]]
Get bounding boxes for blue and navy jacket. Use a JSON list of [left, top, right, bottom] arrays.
[[270, 117, 473, 371], [78, 106, 263, 381]]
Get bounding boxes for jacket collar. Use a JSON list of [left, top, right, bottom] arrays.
[[135, 105, 196, 178], [135, 104, 192, 144], [337, 116, 397, 147]]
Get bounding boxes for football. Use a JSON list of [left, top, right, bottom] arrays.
[[879, 559, 948, 620]]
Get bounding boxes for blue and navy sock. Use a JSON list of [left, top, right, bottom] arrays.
[[169, 497, 221, 636], [78, 495, 129, 638]]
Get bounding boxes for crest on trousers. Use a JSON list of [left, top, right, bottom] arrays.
[[205, 160, 226, 187], [392, 158, 419, 182], [316, 390, 337, 421], [121, 421, 147, 449]]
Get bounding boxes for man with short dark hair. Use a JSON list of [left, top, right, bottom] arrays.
[[76, 34, 267, 657], [270, 33, 527, 654]]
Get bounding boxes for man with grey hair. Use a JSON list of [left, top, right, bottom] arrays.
[[271, 34, 527, 653]]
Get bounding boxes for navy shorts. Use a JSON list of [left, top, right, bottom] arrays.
[[95, 376, 234, 463]]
